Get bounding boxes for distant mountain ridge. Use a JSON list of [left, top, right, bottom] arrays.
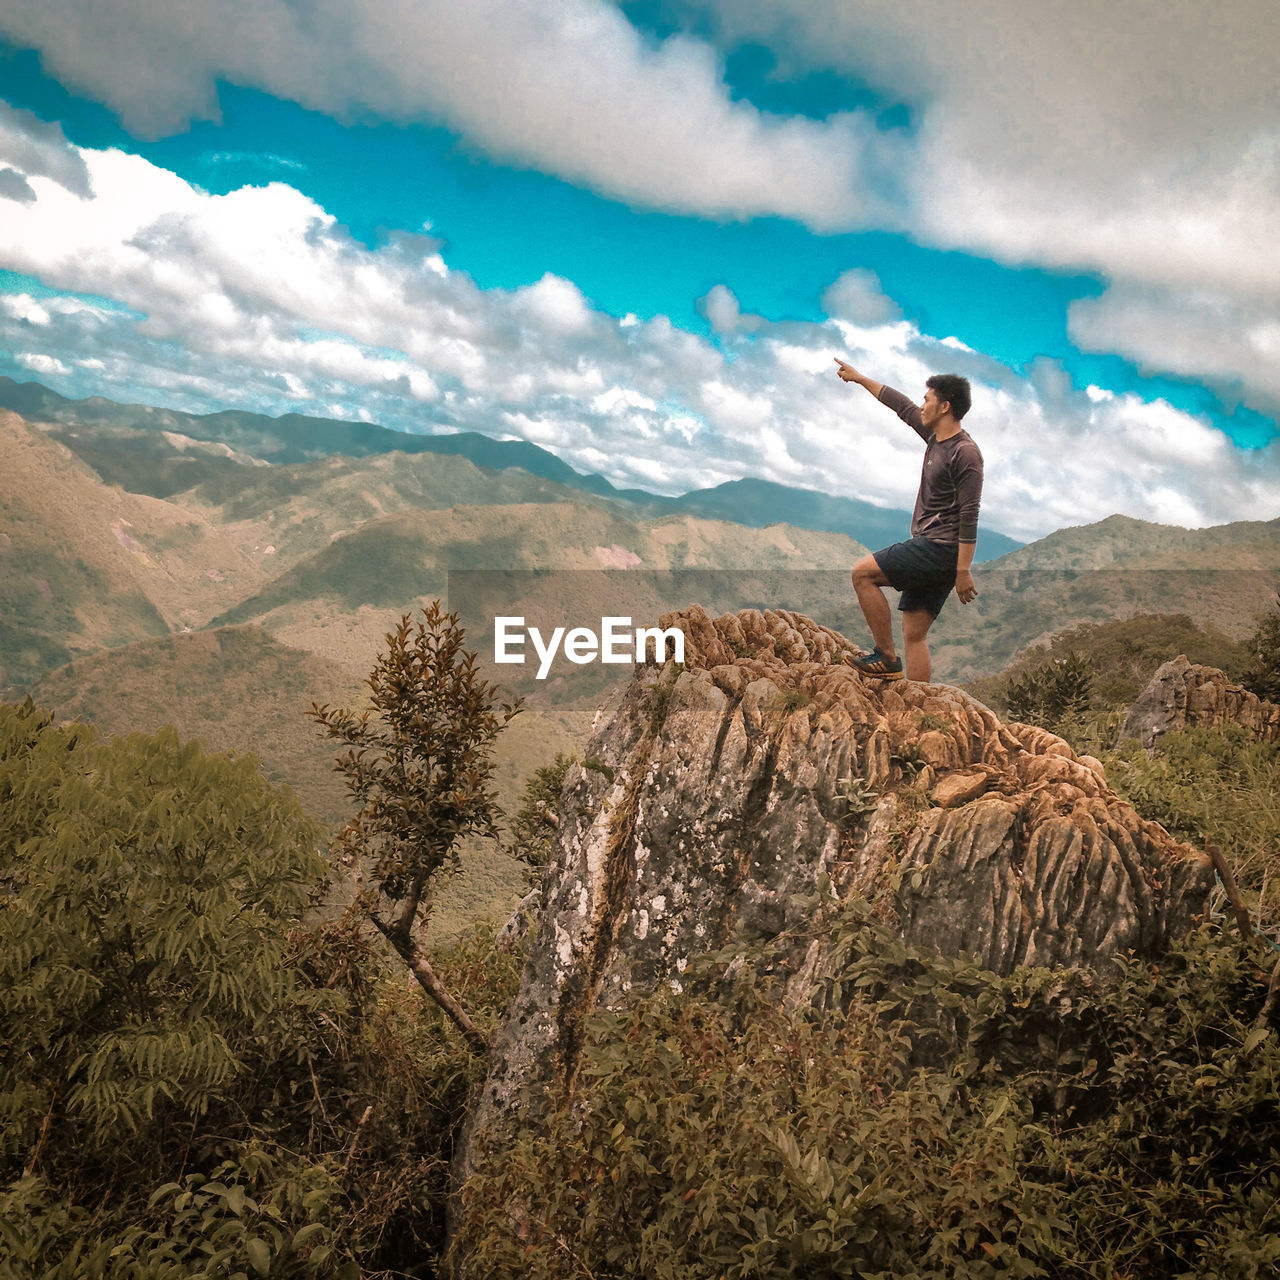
[[985, 511, 1280, 571], [5, 373, 1279, 904], [0, 376, 1022, 561], [663, 476, 1020, 562], [5, 372, 1279, 708]]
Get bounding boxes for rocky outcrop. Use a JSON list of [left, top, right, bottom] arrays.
[[465, 608, 1212, 1167], [1121, 655, 1280, 750]]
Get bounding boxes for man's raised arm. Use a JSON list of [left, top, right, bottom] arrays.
[[834, 357, 883, 399]]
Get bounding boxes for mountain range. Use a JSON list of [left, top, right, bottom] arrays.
[[0, 375, 1024, 558], [3, 377, 1278, 929]]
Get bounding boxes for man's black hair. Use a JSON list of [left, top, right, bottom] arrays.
[[926, 373, 971, 420]]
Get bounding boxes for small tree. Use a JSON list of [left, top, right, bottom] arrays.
[[0, 700, 332, 1175], [310, 604, 522, 1054], [509, 751, 574, 878], [1243, 592, 1280, 703], [1005, 651, 1093, 729]]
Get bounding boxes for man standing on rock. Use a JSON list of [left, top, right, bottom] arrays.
[[834, 358, 983, 683]]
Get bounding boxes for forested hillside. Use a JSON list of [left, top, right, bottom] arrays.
[[4, 597, 1279, 1278]]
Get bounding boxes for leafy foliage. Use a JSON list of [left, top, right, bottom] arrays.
[[312, 606, 522, 896], [1109, 724, 1280, 933], [457, 906, 1280, 1279], [311, 604, 522, 1053], [1241, 592, 1280, 702], [0, 700, 330, 1155], [0, 698, 522, 1279], [509, 751, 574, 873], [1004, 650, 1092, 731], [967, 613, 1249, 718]]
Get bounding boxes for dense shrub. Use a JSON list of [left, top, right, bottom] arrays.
[[967, 613, 1249, 718], [0, 700, 520, 1280], [0, 701, 333, 1170], [457, 907, 1280, 1280], [508, 751, 574, 873], [1108, 724, 1280, 931], [1241, 592, 1280, 702], [1004, 651, 1092, 730]]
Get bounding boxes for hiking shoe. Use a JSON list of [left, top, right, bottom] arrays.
[[844, 647, 904, 680]]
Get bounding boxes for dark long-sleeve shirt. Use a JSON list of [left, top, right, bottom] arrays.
[[878, 385, 984, 546]]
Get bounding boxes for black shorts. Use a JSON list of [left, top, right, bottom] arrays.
[[872, 535, 958, 619]]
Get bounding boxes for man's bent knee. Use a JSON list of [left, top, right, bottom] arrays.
[[852, 555, 888, 587]]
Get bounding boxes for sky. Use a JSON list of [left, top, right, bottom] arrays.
[[0, 0, 1277, 543]]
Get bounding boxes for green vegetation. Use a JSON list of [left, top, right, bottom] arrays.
[[458, 904, 1280, 1279], [1242, 592, 1280, 702], [1110, 725, 1280, 930], [310, 606, 523, 1053], [767, 687, 815, 715], [967, 606, 1280, 935], [508, 751, 575, 873], [1, 698, 519, 1279], [1004, 650, 1093, 727], [5, 491, 1279, 1276], [966, 613, 1250, 717], [10, 658, 1278, 1277], [838, 774, 880, 820]]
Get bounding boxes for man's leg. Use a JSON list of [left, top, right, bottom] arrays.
[[851, 555, 896, 657], [901, 609, 935, 682]]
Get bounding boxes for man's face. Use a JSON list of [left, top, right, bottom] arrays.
[[921, 387, 949, 428]]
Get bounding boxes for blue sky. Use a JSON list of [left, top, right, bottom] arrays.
[[0, 1, 1276, 540]]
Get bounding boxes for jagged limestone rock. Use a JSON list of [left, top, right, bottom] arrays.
[[464, 607, 1212, 1171], [1121, 654, 1280, 750]]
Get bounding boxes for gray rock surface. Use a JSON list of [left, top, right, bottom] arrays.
[[462, 607, 1212, 1179], [1121, 654, 1280, 750]]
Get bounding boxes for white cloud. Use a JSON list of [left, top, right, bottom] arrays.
[[651, 1, 1280, 412], [0, 0, 889, 228], [1070, 286, 1280, 417], [699, 379, 773, 433], [15, 351, 69, 375], [2, 1, 1277, 418], [821, 269, 899, 326], [0, 125, 1276, 541], [515, 274, 595, 337], [698, 284, 764, 336], [677, 1, 1277, 274]]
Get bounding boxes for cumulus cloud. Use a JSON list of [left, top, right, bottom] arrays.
[[698, 284, 764, 336], [649, 1, 1280, 413], [821, 269, 900, 326], [1069, 286, 1280, 417], [4, 1, 1277, 409], [0, 100, 93, 196], [0, 124, 1276, 540], [2, 2, 1274, 290], [15, 351, 69, 376], [674, 1, 1277, 274], [0, 0, 890, 228]]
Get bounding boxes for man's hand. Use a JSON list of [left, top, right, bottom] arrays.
[[955, 569, 978, 605], [834, 358, 883, 398]]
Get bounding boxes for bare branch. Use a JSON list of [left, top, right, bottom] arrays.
[[1206, 840, 1253, 939]]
